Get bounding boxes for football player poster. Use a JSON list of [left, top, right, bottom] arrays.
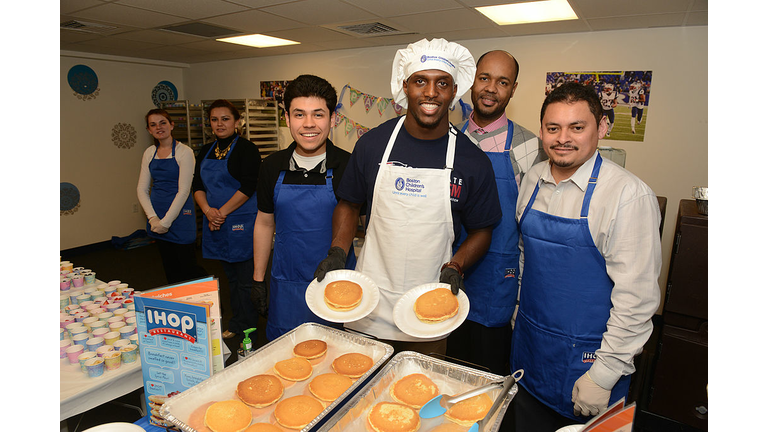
[[260, 80, 291, 127], [545, 71, 652, 142]]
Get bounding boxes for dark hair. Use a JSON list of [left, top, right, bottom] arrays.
[[476, 50, 520, 84], [145, 108, 172, 128], [283, 75, 338, 115], [540, 82, 603, 126], [145, 108, 173, 146], [207, 99, 241, 121]]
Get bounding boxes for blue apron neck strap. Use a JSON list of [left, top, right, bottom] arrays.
[[504, 119, 514, 151], [580, 152, 603, 218]]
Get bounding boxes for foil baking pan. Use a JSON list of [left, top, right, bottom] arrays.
[[159, 322, 394, 431], [317, 351, 518, 432]]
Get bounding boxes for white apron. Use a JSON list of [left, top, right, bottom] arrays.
[[346, 116, 456, 342]]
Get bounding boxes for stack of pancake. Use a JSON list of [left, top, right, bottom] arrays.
[[204, 399, 253, 432], [413, 288, 459, 323], [331, 352, 374, 378], [236, 374, 284, 408], [367, 401, 420, 432], [389, 373, 439, 409], [324, 280, 363, 311], [274, 395, 325, 430], [444, 393, 493, 427]]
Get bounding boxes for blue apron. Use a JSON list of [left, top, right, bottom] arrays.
[[147, 140, 196, 244], [511, 153, 630, 421], [455, 120, 519, 327], [200, 136, 258, 263], [266, 168, 356, 340]]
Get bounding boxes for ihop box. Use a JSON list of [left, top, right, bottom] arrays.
[[134, 295, 212, 428]]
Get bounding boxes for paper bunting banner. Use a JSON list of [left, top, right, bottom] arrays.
[[344, 117, 355, 136], [377, 97, 389, 116], [363, 94, 376, 113], [357, 126, 370, 139], [334, 113, 344, 127], [349, 87, 362, 107], [391, 101, 405, 116], [334, 113, 372, 139]]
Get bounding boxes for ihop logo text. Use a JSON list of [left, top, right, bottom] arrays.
[[146, 307, 197, 343]]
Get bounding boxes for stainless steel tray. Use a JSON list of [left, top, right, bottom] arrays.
[[159, 322, 394, 432], [317, 351, 518, 432]]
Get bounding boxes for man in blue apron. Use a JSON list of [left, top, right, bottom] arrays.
[[505, 82, 661, 431], [252, 75, 356, 341], [314, 39, 502, 355], [447, 50, 546, 376]]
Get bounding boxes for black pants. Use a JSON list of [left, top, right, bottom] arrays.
[[446, 319, 512, 375], [499, 384, 579, 432], [221, 259, 260, 334], [156, 239, 208, 285]]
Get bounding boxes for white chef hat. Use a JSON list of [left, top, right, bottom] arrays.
[[390, 38, 476, 109]]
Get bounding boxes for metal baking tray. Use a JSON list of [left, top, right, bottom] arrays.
[[159, 322, 394, 432], [317, 351, 518, 432]]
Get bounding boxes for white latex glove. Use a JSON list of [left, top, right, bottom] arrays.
[[571, 372, 611, 417], [149, 217, 168, 234]]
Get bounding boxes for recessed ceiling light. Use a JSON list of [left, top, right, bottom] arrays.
[[216, 34, 299, 48], [476, 0, 578, 25]]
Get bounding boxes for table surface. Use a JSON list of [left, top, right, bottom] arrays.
[[60, 356, 143, 421]]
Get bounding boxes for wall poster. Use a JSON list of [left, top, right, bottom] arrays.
[[546, 71, 652, 142], [260, 80, 291, 127]]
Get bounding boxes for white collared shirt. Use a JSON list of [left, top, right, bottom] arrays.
[[516, 150, 662, 390]]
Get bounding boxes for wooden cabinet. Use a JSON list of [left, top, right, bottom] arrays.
[[646, 199, 708, 431]]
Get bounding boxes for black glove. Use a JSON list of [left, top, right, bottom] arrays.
[[251, 280, 268, 317], [314, 246, 347, 282], [440, 266, 465, 295]]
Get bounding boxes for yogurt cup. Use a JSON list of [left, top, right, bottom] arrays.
[[85, 357, 104, 378], [60, 339, 72, 358], [104, 351, 122, 371], [96, 345, 114, 358], [78, 351, 97, 373], [72, 333, 89, 347], [86, 337, 105, 352], [66, 345, 85, 364], [103, 331, 120, 345], [120, 344, 138, 364], [92, 328, 109, 339]]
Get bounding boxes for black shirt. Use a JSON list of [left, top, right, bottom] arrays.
[[256, 140, 352, 214], [192, 134, 262, 198]]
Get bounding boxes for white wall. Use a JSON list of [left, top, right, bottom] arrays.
[[60, 55, 186, 249], [183, 26, 708, 298], [60, 26, 707, 304]]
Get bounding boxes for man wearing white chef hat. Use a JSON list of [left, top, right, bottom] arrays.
[[505, 82, 661, 431], [314, 38, 502, 354]]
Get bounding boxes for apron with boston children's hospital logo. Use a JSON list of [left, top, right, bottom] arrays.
[[346, 116, 456, 342]]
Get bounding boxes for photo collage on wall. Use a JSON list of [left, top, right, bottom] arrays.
[[546, 71, 653, 142]]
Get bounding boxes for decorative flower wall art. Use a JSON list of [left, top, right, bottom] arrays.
[[112, 123, 137, 149]]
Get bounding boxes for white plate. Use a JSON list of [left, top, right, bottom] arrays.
[[392, 283, 469, 339], [306, 270, 380, 323], [555, 426, 585, 432], [82, 423, 145, 432]]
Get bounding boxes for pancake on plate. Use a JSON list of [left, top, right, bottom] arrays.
[[331, 352, 373, 379], [293, 339, 327, 360], [308, 373, 354, 402], [236, 374, 284, 408], [324, 280, 363, 311], [274, 357, 313, 381], [367, 401, 420, 432], [444, 393, 493, 427], [273, 395, 324, 430], [243, 423, 282, 432], [413, 288, 459, 323], [204, 399, 252, 432], [389, 373, 439, 408]]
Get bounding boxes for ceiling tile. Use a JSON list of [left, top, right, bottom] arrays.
[[390, 9, 494, 33], [346, 0, 464, 17], [204, 9, 305, 33], [178, 39, 258, 52], [266, 26, 352, 43], [587, 13, 686, 31], [69, 3, 188, 28], [111, 29, 204, 45], [114, 0, 249, 20], [429, 26, 510, 43], [571, 0, 694, 19], [685, 11, 707, 26], [61, 0, 106, 15], [499, 19, 592, 36], [61, 28, 104, 44], [261, 0, 377, 26]]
